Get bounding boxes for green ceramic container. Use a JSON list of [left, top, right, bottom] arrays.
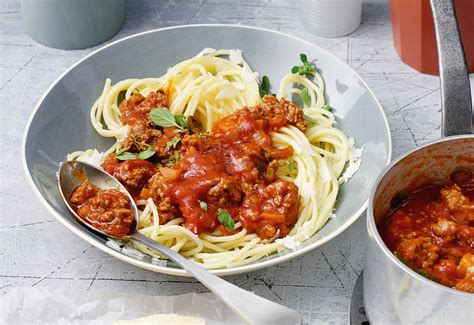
[[21, 0, 125, 50]]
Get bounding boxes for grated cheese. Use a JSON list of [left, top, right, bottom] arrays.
[[293, 140, 314, 156], [76, 149, 105, 167], [194, 47, 216, 58], [229, 49, 243, 65], [318, 159, 332, 182], [276, 235, 301, 250], [242, 66, 259, 83], [339, 137, 363, 184]]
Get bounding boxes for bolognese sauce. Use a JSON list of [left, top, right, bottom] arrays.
[[100, 92, 305, 240], [379, 169, 474, 293], [69, 182, 135, 237]]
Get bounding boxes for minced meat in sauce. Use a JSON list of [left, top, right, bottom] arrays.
[[69, 182, 135, 237], [100, 92, 304, 240], [379, 169, 474, 293]]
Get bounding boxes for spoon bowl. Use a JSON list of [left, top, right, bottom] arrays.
[[58, 160, 139, 239], [58, 160, 302, 325]]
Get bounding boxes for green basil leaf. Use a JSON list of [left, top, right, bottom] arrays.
[[175, 114, 188, 129], [116, 151, 137, 161], [288, 160, 296, 172], [135, 142, 156, 160], [292, 54, 316, 76], [165, 137, 181, 151], [138, 147, 155, 160], [265, 167, 274, 180], [259, 75, 271, 97], [198, 200, 208, 211], [150, 108, 180, 128], [300, 53, 308, 63], [115, 146, 128, 156], [217, 209, 234, 231], [301, 88, 311, 107]]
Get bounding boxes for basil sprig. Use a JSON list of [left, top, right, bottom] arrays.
[[136, 142, 155, 160], [259, 75, 271, 97], [291, 53, 316, 76], [116, 149, 138, 161], [217, 209, 234, 231], [150, 108, 188, 130], [115, 142, 156, 161]]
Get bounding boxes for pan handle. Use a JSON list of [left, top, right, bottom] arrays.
[[430, 0, 473, 136]]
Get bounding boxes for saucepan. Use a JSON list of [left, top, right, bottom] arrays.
[[364, 0, 473, 323]]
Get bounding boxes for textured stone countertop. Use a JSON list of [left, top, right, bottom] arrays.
[[1, 0, 473, 324]]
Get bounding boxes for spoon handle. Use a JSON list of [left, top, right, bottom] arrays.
[[130, 232, 301, 325]]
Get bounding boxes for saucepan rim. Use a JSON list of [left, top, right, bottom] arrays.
[[367, 134, 474, 297]]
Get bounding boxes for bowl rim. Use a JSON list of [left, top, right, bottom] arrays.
[[367, 134, 474, 296], [22, 23, 392, 276]]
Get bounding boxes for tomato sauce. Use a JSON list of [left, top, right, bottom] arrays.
[[102, 157, 158, 198], [69, 182, 135, 237], [379, 169, 474, 293], [101, 91, 305, 240], [154, 108, 299, 238]]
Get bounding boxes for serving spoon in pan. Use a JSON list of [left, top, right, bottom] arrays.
[[58, 160, 301, 325]]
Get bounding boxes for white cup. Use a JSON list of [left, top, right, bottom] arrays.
[[300, 0, 362, 37]]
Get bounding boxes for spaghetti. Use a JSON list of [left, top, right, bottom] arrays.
[[68, 49, 359, 269]]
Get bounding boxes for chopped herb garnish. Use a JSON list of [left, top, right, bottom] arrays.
[[173, 129, 186, 134], [175, 114, 188, 129], [303, 114, 316, 123], [265, 167, 274, 179], [116, 147, 127, 156], [198, 200, 208, 211], [259, 75, 271, 97], [150, 108, 185, 130], [391, 191, 410, 209], [136, 142, 156, 160], [301, 87, 311, 107], [115, 146, 137, 160], [321, 104, 332, 111], [116, 142, 156, 161], [288, 160, 296, 173], [116, 151, 137, 161], [291, 53, 317, 76], [165, 137, 181, 151], [217, 209, 234, 231], [165, 150, 181, 167]]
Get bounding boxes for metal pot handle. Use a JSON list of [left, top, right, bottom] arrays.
[[430, 0, 473, 136]]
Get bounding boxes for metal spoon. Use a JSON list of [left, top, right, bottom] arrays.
[[58, 160, 301, 325]]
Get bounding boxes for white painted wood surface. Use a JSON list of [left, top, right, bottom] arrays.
[[1, 1, 473, 324]]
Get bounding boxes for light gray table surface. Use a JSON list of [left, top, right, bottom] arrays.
[[1, 1, 473, 324]]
